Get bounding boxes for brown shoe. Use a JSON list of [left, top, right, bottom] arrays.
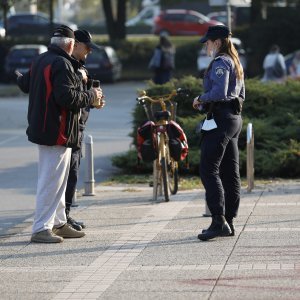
[[53, 223, 85, 238], [31, 229, 63, 243]]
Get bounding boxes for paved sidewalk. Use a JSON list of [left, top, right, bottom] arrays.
[[0, 180, 300, 300]]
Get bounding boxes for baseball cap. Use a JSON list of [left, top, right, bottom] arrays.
[[200, 25, 231, 43], [74, 30, 99, 50], [52, 25, 75, 39]]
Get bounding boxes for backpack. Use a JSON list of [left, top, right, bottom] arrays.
[[137, 121, 158, 162], [167, 120, 188, 161], [162, 50, 175, 70], [273, 55, 285, 78]]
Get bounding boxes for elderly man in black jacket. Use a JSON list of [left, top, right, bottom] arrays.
[[65, 29, 105, 231], [17, 25, 102, 243]]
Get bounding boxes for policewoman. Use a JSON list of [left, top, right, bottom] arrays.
[[193, 25, 245, 241]]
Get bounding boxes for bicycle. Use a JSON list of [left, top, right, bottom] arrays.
[[137, 88, 189, 202]]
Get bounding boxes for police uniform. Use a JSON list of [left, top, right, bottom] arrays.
[[199, 54, 245, 224]]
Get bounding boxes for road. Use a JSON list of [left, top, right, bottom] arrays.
[[0, 81, 146, 236]]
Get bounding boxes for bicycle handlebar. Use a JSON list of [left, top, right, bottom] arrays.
[[136, 88, 190, 105]]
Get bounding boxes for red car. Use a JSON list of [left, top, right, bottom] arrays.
[[153, 9, 222, 36]]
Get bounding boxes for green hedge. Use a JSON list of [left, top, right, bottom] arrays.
[[112, 77, 300, 178]]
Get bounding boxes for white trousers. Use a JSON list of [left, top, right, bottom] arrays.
[[32, 145, 71, 234]]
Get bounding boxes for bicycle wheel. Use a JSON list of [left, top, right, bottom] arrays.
[[168, 159, 178, 195], [161, 157, 170, 202]]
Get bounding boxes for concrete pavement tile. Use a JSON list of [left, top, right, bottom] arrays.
[[252, 206, 300, 215], [103, 279, 215, 293], [245, 215, 300, 228], [101, 291, 210, 300], [0, 293, 56, 300], [211, 269, 300, 299], [116, 270, 220, 282]]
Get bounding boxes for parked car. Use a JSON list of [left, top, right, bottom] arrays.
[[197, 37, 247, 76], [152, 9, 222, 36], [207, 11, 235, 27], [0, 21, 5, 38], [7, 12, 77, 37], [85, 46, 122, 83], [126, 5, 160, 27], [4, 44, 48, 81]]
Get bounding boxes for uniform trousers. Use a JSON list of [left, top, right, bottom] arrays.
[[32, 145, 71, 234], [199, 107, 242, 219]]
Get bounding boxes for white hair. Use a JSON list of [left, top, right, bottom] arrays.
[[50, 36, 75, 48]]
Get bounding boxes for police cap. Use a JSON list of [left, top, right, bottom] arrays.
[[200, 25, 231, 43]]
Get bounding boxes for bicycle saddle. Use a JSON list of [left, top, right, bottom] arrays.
[[154, 110, 171, 121]]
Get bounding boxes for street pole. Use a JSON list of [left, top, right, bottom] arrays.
[[226, 0, 232, 31]]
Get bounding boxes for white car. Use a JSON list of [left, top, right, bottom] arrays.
[[197, 37, 247, 76], [126, 5, 160, 27], [0, 22, 5, 38]]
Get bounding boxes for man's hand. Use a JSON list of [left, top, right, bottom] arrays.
[[93, 97, 106, 109], [15, 70, 23, 78], [91, 88, 103, 107], [78, 68, 88, 84]]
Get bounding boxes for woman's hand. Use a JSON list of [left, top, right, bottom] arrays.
[[193, 96, 202, 110]]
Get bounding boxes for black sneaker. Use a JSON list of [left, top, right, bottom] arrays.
[[67, 216, 82, 231]]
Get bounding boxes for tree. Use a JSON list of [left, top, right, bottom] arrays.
[[1, 0, 13, 33], [102, 0, 127, 42]]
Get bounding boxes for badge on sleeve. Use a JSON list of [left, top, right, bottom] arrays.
[[215, 67, 225, 78]]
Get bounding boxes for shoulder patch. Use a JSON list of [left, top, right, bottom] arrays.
[[215, 66, 226, 78]]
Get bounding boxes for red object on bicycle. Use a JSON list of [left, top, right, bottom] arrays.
[[167, 120, 189, 161]]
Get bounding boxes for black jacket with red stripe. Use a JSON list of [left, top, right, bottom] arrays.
[[17, 44, 95, 148]]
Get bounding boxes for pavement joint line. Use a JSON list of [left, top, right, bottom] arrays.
[[208, 188, 266, 299], [54, 199, 189, 299], [6, 262, 300, 274]]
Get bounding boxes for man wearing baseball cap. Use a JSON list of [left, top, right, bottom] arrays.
[[16, 25, 103, 243], [64, 29, 104, 231], [75, 29, 100, 50]]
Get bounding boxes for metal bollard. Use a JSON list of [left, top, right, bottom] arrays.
[[203, 200, 211, 217], [247, 123, 255, 193], [83, 135, 95, 196], [71, 189, 79, 207]]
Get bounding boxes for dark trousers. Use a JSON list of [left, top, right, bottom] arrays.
[[65, 147, 81, 212], [153, 69, 171, 84], [199, 107, 242, 219]]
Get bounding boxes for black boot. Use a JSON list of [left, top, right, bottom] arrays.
[[198, 215, 231, 241], [201, 218, 235, 236], [225, 217, 235, 236]]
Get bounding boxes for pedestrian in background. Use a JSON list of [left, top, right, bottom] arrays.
[[288, 50, 300, 79], [65, 29, 105, 231], [261, 44, 286, 83], [17, 25, 103, 243], [148, 34, 175, 84], [192, 25, 245, 241]]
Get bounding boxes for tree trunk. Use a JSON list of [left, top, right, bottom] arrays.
[[102, 0, 127, 42], [49, 0, 54, 36], [116, 0, 126, 40], [251, 0, 262, 23]]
